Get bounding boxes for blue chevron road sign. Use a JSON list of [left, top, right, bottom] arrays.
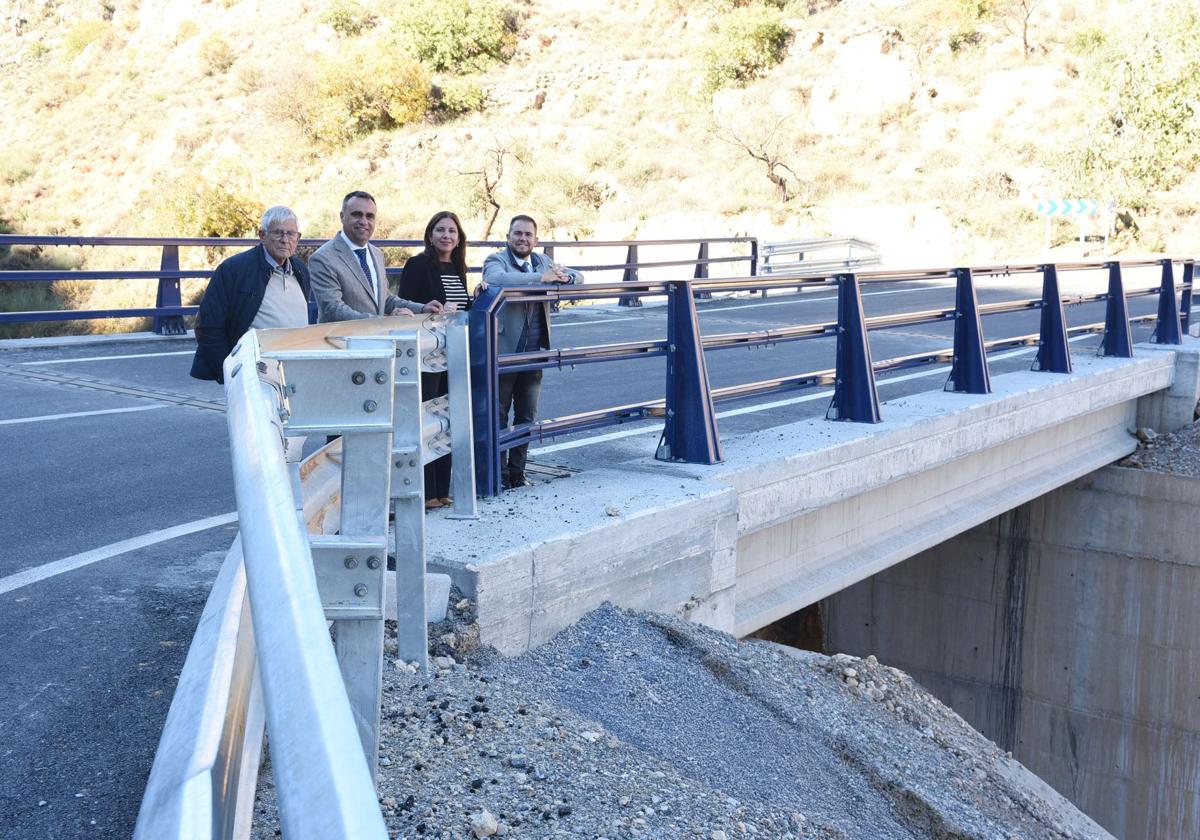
[[1036, 198, 1101, 217]]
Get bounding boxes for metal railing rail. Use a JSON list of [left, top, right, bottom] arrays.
[[470, 257, 1195, 493], [760, 236, 881, 278], [136, 312, 477, 838], [0, 234, 757, 332]]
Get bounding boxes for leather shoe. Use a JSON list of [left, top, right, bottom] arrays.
[[504, 472, 533, 489]]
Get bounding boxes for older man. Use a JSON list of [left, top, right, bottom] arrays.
[[481, 214, 583, 488], [190, 205, 313, 460], [309, 190, 441, 322], [190, 205, 312, 383]]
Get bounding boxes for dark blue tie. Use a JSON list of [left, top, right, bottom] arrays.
[[354, 247, 372, 286]]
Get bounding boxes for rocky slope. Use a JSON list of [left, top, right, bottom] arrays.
[[253, 602, 1109, 839]]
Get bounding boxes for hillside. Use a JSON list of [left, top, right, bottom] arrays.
[[1, 0, 1198, 330]]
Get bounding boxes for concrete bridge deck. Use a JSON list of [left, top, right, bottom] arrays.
[[428, 339, 1200, 654]]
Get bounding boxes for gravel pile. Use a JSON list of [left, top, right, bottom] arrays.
[[253, 599, 1107, 839], [1120, 419, 1200, 476]]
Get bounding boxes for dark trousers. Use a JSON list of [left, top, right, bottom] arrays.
[[422, 371, 451, 499], [497, 369, 542, 478]]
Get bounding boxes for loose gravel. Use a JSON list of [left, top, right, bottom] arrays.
[[252, 598, 1108, 839], [1120, 419, 1200, 476]]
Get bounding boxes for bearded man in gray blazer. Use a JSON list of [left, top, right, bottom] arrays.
[[481, 214, 583, 488], [309, 190, 442, 322]]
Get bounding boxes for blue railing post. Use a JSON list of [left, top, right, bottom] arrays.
[[1100, 261, 1133, 357], [656, 281, 722, 463], [1033, 263, 1071, 373], [945, 267, 992, 394], [826, 273, 881, 422], [469, 287, 503, 497], [1180, 261, 1194, 336], [693, 242, 712, 300], [618, 244, 641, 307], [1151, 259, 1182, 345], [152, 245, 186, 335]]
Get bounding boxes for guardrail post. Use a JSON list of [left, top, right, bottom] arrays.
[[1180, 261, 1194, 335], [1033, 263, 1072, 373], [1100, 261, 1133, 357], [152, 244, 186, 335], [1151, 259, 1182, 344], [444, 313, 479, 518], [391, 331, 429, 670], [945, 267, 992, 394], [469, 288, 503, 497], [618, 244, 642, 307], [826, 273, 881, 422], [750, 238, 759, 276], [694, 242, 712, 300], [656, 280, 722, 463]]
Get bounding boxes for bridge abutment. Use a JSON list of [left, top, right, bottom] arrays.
[[820, 465, 1200, 840]]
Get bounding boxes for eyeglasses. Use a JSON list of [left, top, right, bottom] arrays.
[[267, 230, 301, 241]]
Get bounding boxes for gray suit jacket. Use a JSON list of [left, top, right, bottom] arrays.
[[481, 248, 583, 354], [308, 235, 422, 322]]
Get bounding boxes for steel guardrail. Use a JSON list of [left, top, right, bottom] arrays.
[[134, 332, 387, 840]]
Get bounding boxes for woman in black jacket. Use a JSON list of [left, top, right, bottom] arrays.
[[398, 210, 471, 509]]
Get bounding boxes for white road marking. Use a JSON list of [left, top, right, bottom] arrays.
[[0, 513, 238, 596], [0, 404, 168, 426], [20, 350, 194, 365], [531, 338, 1089, 455]]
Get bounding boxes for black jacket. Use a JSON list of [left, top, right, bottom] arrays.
[[397, 251, 469, 307], [189, 244, 312, 383]]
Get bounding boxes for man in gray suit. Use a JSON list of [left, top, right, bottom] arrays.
[[481, 214, 582, 488], [309, 190, 442, 322]]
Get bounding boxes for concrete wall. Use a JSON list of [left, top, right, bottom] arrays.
[[822, 466, 1200, 840], [428, 467, 739, 654]]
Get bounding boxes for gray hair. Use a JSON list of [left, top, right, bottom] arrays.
[[260, 205, 299, 234]]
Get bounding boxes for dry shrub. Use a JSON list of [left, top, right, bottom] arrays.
[[276, 39, 430, 146]]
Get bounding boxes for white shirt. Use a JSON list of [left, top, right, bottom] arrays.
[[339, 231, 377, 298]]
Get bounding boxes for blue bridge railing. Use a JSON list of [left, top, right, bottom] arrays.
[[469, 257, 1195, 495], [0, 234, 757, 335]]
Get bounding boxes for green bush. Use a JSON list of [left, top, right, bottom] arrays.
[[1063, 0, 1200, 205], [1067, 26, 1106, 55], [391, 0, 518, 73], [322, 0, 376, 35], [158, 175, 263, 238], [432, 78, 487, 117], [0, 150, 34, 186], [62, 19, 111, 58], [199, 34, 236, 75], [282, 40, 431, 146], [700, 6, 793, 93]]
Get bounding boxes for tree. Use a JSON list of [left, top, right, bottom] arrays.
[[1001, 0, 1044, 58], [456, 140, 522, 239], [718, 117, 799, 202]]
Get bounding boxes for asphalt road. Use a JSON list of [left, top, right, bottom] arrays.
[[0, 267, 1175, 838]]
